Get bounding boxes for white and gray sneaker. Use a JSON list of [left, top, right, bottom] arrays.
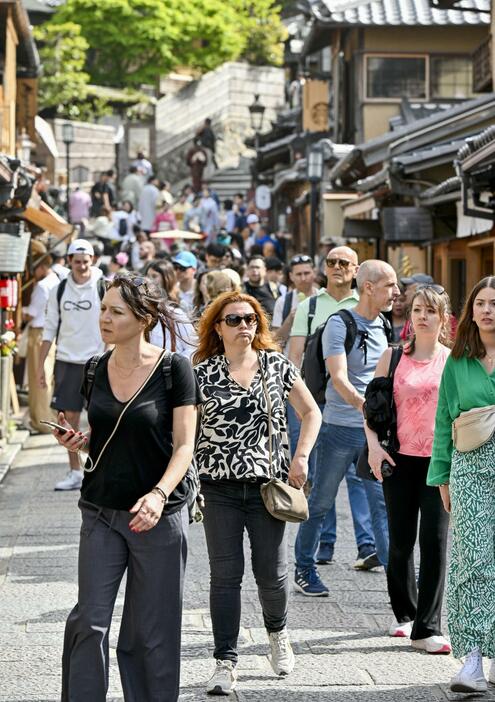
[[450, 648, 487, 693], [54, 470, 83, 491], [268, 628, 295, 676], [206, 659, 237, 695]]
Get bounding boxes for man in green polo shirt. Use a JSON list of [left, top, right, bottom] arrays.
[[288, 245, 378, 576]]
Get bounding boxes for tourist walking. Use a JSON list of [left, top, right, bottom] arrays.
[[289, 247, 378, 572], [428, 276, 495, 693], [294, 260, 399, 595], [53, 272, 200, 702], [193, 291, 320, 695], [138, 176, 161, 234], [38, 240, 105, 491], [365, 284, 451, 654]]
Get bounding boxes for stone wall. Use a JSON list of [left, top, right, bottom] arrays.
[[155, 62, 285, 186]]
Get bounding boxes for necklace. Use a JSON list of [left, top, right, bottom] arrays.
[[111, 356, 144, 378]]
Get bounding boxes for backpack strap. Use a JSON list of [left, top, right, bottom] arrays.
[[84, 350, 111, 404], [379, 312, 393, 345], [55, 277, 68, 342], [96, 276, 106, 300], [161, 349, 173, 391], [388, 346, 403, 379], [333, 309, 358, 356], [281, 291, 294, 325], [306, 295, 317, 339]]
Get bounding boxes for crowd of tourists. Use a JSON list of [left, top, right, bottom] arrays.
[[23, 173, 495, 700]]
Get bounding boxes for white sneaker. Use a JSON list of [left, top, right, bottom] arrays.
[[206, 659, 237, 695], [54, 470, 83, 491], [450, 648, 487, 693], [389, 620, 413, 638], [489, 658, 495, 684], [411, 635, 451, 655], [268, 628, 295, 676]]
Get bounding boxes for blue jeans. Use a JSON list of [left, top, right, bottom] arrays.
[[287, 404, 374, 548], [294, 422, 389, 571]]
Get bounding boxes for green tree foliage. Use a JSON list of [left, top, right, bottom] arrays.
[[47, 0, 286, 88], [33, 22, 109, 120]]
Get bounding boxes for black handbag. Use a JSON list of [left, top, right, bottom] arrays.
[[357, 347, 403, 482]]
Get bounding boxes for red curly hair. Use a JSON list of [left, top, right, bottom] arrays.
[[193, 291, 280, 364]]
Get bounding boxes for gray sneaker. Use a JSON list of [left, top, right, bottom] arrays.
[[54, 470, 83, 491], [268, 628, 295, 676], [206, 659, 237, 695]]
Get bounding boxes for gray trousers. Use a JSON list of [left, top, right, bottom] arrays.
[[61, 500, 188, 702]]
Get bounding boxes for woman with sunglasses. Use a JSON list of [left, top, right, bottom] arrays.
[[429, 277, 495, 693], [193, 291, 321, 695], [52, 273, 200, 702], [365, 284, 452, 654]]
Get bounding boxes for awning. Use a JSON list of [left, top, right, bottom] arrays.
[[341, 194, 377, 218], [22, 201, 73, 239], [35, 116, 59, 159]]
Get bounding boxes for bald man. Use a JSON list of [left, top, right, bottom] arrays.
[[294, 260, 400, 595], [288, 246, 378, 580]]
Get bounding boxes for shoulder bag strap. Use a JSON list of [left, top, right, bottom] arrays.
[[258, 351, 275, 480], [83, 350, 167, 473]]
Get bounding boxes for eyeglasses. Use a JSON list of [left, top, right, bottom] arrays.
[[219, 313, 259, 327], [326, 257, 353, 269], [416, 283, 445, 294], [290, 255, 313, 267]]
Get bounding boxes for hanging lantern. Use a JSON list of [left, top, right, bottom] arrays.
[[0, 278, 18, 309]]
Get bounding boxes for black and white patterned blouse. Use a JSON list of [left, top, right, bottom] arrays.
[[194, 350, 299, 481]]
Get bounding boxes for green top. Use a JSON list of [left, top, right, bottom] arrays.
[[290, 288, 359, 337], [427, 354, 495, 485]]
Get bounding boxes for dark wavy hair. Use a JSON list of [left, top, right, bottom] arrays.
[[105, 272, 179, 345], [452, 276, 495, 359], [193, 291, 280, 364], [146, 260, 179, 303]]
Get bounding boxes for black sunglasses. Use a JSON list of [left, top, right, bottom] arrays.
[[416, 283, 445, 294], [219, 313, 259, 328], [173, 264, 189, 272], [326, 257, 353, 269], [290, 255, 313, 267]]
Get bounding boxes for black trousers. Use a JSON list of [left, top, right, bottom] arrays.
[[382, 454, 449, 640]]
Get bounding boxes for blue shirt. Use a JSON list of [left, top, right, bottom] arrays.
[[322, 310, 389, 427]]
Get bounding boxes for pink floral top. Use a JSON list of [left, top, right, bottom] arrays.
[[394, 345, 450, 457]]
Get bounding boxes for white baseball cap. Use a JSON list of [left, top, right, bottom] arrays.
[[246, 214, 259, 224], [67, 239, 95, 256]]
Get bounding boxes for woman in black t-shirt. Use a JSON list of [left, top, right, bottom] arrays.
[[52, 273, 200, 702]]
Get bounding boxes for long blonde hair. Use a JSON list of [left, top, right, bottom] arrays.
[[405, 286, 452, 354]]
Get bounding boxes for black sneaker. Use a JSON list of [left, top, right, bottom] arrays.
[[316, 542, 334, 565], [354, 544, 381, 570]]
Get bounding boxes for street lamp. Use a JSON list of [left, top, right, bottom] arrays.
[[248, 94, 266, 187], [307, 143, 324, 260], [62, 122, 75, 222]]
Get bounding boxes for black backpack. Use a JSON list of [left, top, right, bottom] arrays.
[[84, 351, 203, 524], [301, 299, 393, 404]]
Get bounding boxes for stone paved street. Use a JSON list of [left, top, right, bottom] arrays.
[[0, 435, 493, 701]]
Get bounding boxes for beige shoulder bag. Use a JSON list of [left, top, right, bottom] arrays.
[[452, 404, 495, 453], [258, 353, 309, 523]]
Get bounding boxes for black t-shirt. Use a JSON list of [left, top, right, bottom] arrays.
[[80, 352, 201, 512], [244, 282, 276, 317]]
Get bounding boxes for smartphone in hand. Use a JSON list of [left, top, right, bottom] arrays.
[[40, 420, 70, 435]]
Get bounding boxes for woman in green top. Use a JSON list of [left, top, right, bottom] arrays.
[[428, 276, 495, 694]]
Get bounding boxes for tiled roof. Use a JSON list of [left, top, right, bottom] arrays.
[[314, 0, 490, 26]]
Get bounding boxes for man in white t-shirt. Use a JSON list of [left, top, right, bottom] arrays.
[[39, 239, 105, 491]]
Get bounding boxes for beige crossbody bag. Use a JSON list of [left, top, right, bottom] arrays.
[[451, 404, 495, 453], [258, 354, 309, 523]]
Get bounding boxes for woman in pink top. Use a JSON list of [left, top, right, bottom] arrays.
[[365, 285, 451, 655]]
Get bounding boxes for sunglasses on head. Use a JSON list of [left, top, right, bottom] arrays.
[[113, 274, 147, 288], [326, 257, 352, 269], [219, 313, 259, 327], [290, 254, 313, 267], [415, 283, 445, 295]]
